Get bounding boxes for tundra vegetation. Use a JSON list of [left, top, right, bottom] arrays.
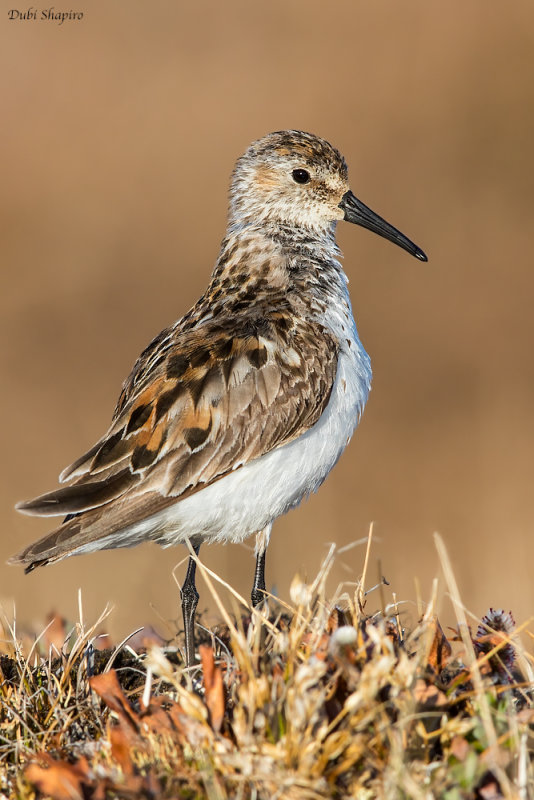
[[1, 534, 532, 799]]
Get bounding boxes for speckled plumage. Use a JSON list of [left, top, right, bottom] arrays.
[[11, 131, 426, 646]]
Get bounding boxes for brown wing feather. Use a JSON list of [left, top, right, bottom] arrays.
[[12, 314, 338, 569]]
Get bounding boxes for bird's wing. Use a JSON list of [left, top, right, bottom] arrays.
[[12, 315, 338, 568]]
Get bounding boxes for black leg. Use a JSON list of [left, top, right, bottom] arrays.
[[251, 525, 271, 608], [251, 546, 267, 608], [181, 542, 201, 668]]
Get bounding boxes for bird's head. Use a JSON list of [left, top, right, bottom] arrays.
[[229, 130, 427, 261]]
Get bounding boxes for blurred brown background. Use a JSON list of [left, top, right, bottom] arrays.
[[2, 1, 533, 641]]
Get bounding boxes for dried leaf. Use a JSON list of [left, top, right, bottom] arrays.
[[109, 726, 136, 775], [89, 669, 139, 731], [327, 606, 348, 633], [142, 696, 176, 734], [200, 644, 225, 732], [313, 631, 330, 661], [25, 754, 89, 800], [427, 617, 452, 672]]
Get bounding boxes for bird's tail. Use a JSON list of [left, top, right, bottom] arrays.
[[8, 515, 86, 573]]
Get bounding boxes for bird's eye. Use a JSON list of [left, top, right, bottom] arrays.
[[292, 169, 310, 184]]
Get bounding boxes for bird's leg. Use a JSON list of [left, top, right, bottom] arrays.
[[251, 549, 266, 608], [251, 525, 272, 608], [181, 541, 201, 668]]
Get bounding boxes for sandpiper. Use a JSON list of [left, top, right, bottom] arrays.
[[10, 131, 427, 667]]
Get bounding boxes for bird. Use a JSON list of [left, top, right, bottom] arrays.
[[10, 130, 427, 667]]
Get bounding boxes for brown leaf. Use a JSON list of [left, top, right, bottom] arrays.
[[109, 726, 136, 775], [25, 754, 89, 800], [200, 644, 225, 732], [166, 701, 193, 736], [142, 696, 176, 734], [108, 727, 164, 795], [326, 606, 348, 633], [89, 669, 139, 731], [427, 618, 452, 672]]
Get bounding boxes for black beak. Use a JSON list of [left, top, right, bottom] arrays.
[[339, 191, 427, 262]]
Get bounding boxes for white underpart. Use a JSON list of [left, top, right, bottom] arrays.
[[72, 270, 372, 556]]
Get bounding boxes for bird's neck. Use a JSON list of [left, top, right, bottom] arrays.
[[176, 221, 355, 344], [209, 221, 346, 299]]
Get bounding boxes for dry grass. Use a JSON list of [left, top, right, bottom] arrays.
[[1, 534, 533, 799]]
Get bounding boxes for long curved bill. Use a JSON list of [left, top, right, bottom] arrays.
[[339, 190, 428, 262]]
